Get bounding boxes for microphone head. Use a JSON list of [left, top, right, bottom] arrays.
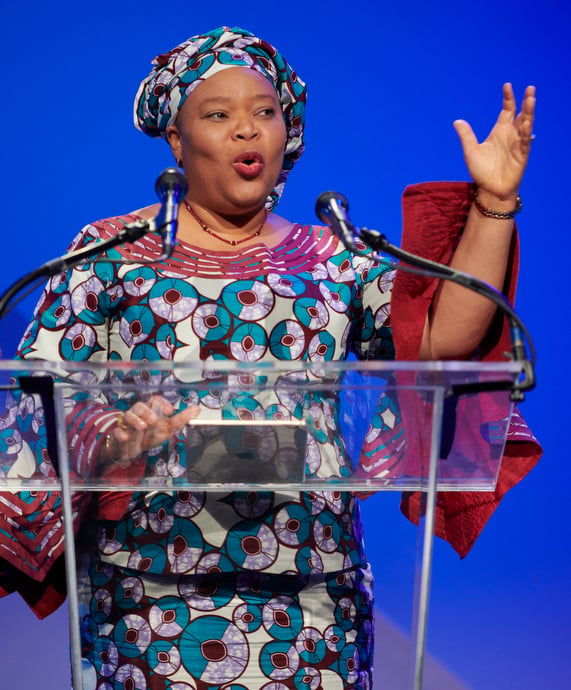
[[315, 191, 349, 223], [155, 167, 188, 199]]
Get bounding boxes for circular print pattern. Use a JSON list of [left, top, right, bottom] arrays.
[[41, 292, 71, 329], [149, 596, 190, 637], [318, 280, 351, 314], [113, 614, 152, 658], [123, 266, 157, 297], [293, 298, 329, 330], [71, 275, 107, 325], [260, 640, 299, 680], [60, 323, 99, 360], [308, 331, 335, 361], [230, 322, 268, 361], [273, 504, 311, 547], [114, 576, 144, 610], [225, 521, 278, 570], [269, 320, 305, 359], [148, 279, 199, 321], [262, 596, 303, 641], [233, 602, 263, 633], [192, 302, 232, 341], [119, 305, 156, 347], [179, 574, 233, 611], [295, 628, 327, 665], [90, 637, 119, 678], [180, 615, 248, 685], [146, 640, 182, 676], [222, 280, 275, 321], [267, 273, 307, 297]]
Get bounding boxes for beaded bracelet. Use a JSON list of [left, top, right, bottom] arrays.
[[473, 191, 522, 220]]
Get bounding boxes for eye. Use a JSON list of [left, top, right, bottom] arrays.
[[257, 107, 277, 118], [205, 111, 228, 120]]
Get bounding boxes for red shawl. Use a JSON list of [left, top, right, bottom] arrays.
[[393, 181, 542, 557]]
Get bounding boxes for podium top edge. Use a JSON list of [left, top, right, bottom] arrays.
[[0, 359, 523, 374]]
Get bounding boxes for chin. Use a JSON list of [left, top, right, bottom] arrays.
[[229, 176, 278, 206], [225, 192, 272, 213]]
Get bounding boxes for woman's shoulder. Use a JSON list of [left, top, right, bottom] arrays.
[[93, 203, 159, 227], [127, 202, 160, 221], [83, 204, 159, 235], [65, 205, 159, 252]]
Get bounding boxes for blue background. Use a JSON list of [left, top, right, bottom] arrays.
[[1, 1, 569, 688]]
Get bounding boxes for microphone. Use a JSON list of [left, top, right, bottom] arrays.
[[154, 167, 188, 257], [315, 191, 361, 251]]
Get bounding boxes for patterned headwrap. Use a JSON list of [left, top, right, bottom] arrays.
[[134, 26, 307, 210]]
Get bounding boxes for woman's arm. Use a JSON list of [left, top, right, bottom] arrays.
[[420, 83, 536, 360]]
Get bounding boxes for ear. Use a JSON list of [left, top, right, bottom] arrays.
[[166, 125, 182, 165]]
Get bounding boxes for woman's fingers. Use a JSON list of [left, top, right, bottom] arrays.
[[111, 399, 198, 454], [515, 85, 536, 151]]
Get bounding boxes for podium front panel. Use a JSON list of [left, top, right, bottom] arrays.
[[0, 360, 519, 493]]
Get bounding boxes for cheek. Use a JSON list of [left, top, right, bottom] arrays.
[[180, 123, 225, 161], [270, 121, 288, 157], [279, 121, 288, 150]]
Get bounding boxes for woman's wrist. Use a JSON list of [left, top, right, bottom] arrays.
[[473, 188, 521, 219], [98, 422, 132, 469]]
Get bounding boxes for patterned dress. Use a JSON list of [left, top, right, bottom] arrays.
[[17, 214, 396, 689]]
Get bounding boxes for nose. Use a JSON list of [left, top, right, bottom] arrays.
[[233, 114, 259, 141]]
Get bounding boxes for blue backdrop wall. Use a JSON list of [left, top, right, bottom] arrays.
[[1, 2, 569, 688]]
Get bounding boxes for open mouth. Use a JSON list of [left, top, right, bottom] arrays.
[[233, 152, 265, 178]]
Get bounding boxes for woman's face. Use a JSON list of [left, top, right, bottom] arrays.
[[167, 67, 287, 216]]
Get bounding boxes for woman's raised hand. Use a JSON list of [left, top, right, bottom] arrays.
[[453, 83, 536, 200]]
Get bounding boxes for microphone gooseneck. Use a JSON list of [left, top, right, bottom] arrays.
[[0, 168, 188, 319], [315, 190, 536, 400]]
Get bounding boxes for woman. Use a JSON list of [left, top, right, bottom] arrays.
[[1, 26, 540, 689]]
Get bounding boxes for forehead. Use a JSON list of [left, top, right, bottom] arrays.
[[185, 66, 279, 107]]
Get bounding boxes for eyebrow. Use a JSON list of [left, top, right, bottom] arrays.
[[198, 94, 278, 105]]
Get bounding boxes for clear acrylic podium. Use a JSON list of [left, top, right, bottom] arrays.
[[0, 359, 520, 689]]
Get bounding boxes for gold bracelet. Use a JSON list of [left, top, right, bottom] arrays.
[[473, 191, 522, 219]]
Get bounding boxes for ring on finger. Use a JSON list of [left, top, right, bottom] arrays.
[[116, 412, 128, 430]]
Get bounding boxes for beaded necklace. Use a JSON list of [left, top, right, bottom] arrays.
[[183, 200, 267, 246]]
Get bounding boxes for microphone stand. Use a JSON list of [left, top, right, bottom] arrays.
[[358, 225, 535, 401], [0, 167, 187, 321], [314, 191, 535, 401], [0, 218, 155, 320], [316, 199, 537, 690]]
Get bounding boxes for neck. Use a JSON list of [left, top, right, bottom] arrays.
[[182, 200, 269, 247], [185, 200, 267, 236]]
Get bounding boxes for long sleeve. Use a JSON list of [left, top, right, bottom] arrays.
[[0, 219, 133, 616], [393, 181, 542, 557]]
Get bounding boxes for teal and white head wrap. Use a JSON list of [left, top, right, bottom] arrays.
[[134, 26, 307, 210]]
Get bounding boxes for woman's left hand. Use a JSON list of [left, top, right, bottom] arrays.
[[453, 83, 536, 200]]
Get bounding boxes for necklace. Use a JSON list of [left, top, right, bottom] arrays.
[[183, 200, 267, 246]]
